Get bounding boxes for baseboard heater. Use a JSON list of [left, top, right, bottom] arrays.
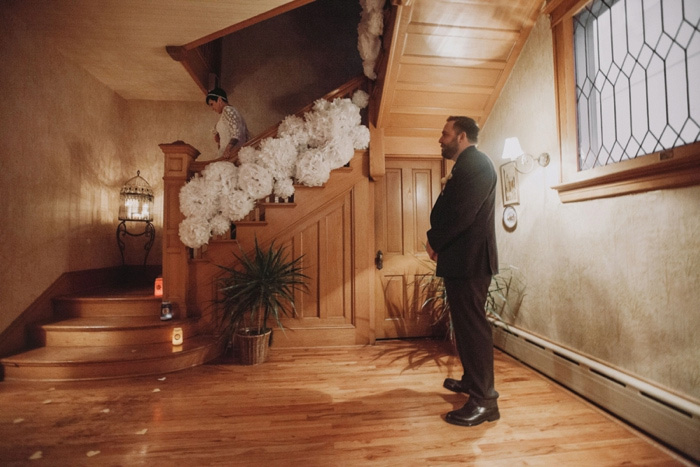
[[491, 320, 700, 462]]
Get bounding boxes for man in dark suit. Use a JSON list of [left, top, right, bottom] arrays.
[[426, 116, 499, 427]]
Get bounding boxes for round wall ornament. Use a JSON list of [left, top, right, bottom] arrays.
[[503, 206, 517, 230]]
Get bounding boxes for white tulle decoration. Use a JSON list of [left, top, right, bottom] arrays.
[[179, 175, 218, 219], [363, 10, 383, 36], [258, 136, 298, 180], [350, 125, 371, 150], [352, 90, 370, 109], [312, 98, 331, 113], [178, 77, 373, 248], [330, 98, 362, 128], [304, 109, 340, 148], [295, 147, 332, 187], [358, 0, 384, 80], [210, 214, 231, 237], [202, 161, 238, 195], [238, 146, 263, 166], [278, 114, 310, 148], [361, 0, 385, 12], [357, 34, 382, 64], [237, 163, 274, 200], [273, 178, 296, 199], [220, 189, 256, 222], [323, 137, 356, 169], [178, 216, 212, 249]]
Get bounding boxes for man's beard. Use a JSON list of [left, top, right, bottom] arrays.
[[441, 141, 459, 160]]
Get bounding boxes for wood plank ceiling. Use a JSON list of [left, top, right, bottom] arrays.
[[3, 0, 544, 128], [375, 0, 544, 141]]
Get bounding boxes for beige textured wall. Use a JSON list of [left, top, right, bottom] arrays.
[[219, 0, 362, 136], [0, 13, 214, 334], [480, 16, 700, 399]]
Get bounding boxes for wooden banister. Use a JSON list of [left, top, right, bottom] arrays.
[[159, 141, 200, 319], [191, 75, 368, 173], [161, 76, 369, 320]]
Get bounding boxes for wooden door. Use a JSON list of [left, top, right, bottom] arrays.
[[374, 157, 443, 339]]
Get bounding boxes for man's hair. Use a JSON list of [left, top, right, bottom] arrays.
[[206, 87, 228, 105], [447, 116, 479, 143]]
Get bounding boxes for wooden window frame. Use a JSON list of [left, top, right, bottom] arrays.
[[545, 0, 700, 203]]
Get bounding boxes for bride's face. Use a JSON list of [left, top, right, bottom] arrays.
[[208, 97, 226, 114]]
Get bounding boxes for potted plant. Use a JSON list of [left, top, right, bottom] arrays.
[[217, 237, 309, 365], [421, 264, 525, 343]]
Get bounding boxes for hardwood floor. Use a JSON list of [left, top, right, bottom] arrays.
[[0, 339, 691, 466]]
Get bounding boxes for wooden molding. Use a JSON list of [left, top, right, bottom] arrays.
[[550, 0, 700, 203], [369, 123, 386, 180], [554, 145, 700, 202], [182, 0, 315, 51], [165, 45, 187, 62]]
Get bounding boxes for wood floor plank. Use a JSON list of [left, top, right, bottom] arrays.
[[0, 340, 692, 466]]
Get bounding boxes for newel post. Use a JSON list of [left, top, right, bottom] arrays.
[[159, 141, 200, 318]]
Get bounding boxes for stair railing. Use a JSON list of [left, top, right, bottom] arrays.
[[160, 75, 368, 320]]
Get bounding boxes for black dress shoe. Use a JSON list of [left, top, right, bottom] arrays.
[[445, 401, 500, 427], [443, 378, 469, 394]]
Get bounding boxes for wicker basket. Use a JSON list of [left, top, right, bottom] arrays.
[[234, 328, 272, 365]]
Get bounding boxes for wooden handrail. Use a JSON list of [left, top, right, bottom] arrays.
[[191, 74, 368, 173], [161, 75, 370, 320]]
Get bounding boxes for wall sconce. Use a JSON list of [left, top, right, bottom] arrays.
[[117, 171, 155, 265], [502, 137, 550, 173]]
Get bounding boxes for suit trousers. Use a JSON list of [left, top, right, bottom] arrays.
[[445, 275, 499, 407]]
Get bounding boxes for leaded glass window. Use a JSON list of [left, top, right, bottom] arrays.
[[573, 0, 700, 171]]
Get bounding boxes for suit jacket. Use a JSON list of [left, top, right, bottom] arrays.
[[427, 145, 498, 279]]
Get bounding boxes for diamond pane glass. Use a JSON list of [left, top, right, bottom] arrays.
[[573, 0, 700, 170]]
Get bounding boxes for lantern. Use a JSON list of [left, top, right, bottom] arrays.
[[116, 171, 156, 265]]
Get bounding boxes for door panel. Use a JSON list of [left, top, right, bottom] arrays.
[[375, 158, 443, 339]]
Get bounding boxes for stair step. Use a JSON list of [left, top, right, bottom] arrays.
[[1, 335, 224, 381], [53, 288, 161, 317], [37, 317, 199, 347]]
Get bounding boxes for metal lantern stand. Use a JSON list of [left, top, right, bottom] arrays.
[[117, 220, 155, 265], [117, 170, 155, 265]]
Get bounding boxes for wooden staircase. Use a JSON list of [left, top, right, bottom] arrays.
[[0, 281, 222, 381], [0, 78, 372, 382]]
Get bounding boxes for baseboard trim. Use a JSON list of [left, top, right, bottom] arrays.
[[491, 320, 700, 463]]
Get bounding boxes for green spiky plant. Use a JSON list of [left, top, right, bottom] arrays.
[[421, 264, 525, 342], [217, 238, 309, 339]]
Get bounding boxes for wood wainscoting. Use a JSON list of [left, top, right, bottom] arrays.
[[169, 151, 377, 348]]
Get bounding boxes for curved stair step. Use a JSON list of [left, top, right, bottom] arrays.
[[53, 292, 162, 318], [1, 335, 225, 381], [37, 317, 199, 347]]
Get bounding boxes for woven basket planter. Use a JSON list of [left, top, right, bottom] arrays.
[[234, 328, 272, 365]]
